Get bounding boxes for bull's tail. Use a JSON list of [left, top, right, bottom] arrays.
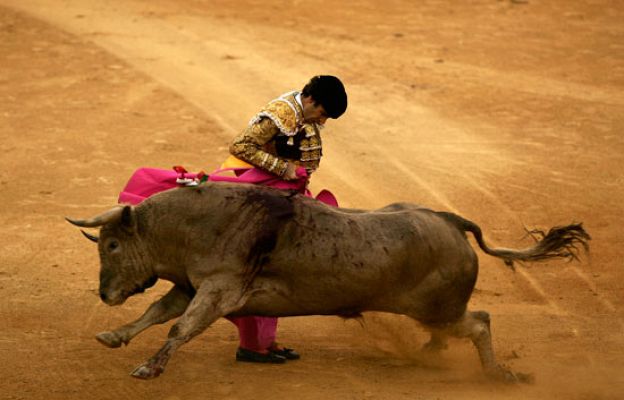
[[438, 212, 591, 268]]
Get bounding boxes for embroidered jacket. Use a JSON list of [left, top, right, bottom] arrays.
[[229, 91, 323, 176]]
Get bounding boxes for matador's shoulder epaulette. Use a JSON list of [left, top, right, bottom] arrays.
[[248, 91, 304, 136]]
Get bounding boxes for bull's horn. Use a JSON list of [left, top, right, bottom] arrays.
[[65, 205, 125, 228], [80, 230, 99, 243]]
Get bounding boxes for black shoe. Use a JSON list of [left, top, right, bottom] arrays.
[[236, 347, 286, 364], [269, 347, 300, 360]]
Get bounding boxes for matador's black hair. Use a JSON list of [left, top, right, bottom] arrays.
[[302, 75, 347, 119]]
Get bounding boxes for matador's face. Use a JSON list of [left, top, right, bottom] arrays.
[[302, 95, 329, 125]]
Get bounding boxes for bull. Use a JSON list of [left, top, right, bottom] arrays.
[[66, 181, 589, 381]]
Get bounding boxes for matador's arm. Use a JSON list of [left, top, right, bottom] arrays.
[[229, 118, 289, 176]]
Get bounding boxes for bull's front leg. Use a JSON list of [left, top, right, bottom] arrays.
[[96, 285, 192, 348], [130, 280, 248, 380]]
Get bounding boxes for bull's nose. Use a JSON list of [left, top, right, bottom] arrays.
[[100, 292, 108, 302]]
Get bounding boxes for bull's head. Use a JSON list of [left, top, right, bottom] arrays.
[[66, 205, 157, 306]]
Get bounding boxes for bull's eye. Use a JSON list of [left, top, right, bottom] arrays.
[[108, 240, 119, 252]]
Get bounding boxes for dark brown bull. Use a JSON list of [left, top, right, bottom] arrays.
[[66, 182, 589, 381]]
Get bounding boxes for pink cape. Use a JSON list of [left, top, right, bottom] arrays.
[[119, 166, 338, 207]]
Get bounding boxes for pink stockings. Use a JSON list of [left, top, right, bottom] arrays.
[[227, 316, 278, 352]]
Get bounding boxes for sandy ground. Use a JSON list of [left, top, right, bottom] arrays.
[[1, 1, 623, 399]]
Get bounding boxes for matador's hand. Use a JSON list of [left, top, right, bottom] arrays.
[[282, 162, 298, 181]]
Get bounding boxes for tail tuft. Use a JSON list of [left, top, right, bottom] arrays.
[[437, 212, 591, 269], [521, 223, 591, 263]]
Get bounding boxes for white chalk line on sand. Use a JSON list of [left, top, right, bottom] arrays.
[[383, 142, 621, 366], [457, 167, 622, 326], [443, 159, 624, 365]]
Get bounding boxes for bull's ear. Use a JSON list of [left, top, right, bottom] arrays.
[[120, 205, 137, 233]]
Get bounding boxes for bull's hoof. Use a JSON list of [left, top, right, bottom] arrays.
[[516, 372, 535, 384], [130, 363, 164, 380], [487, 365, 533, 384], [96, 331, 123, 348]]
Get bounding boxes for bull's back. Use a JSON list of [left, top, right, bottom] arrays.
[[240, 206, 478, 318]]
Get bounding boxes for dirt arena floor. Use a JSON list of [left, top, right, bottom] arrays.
[[1, 1, 623, 399]]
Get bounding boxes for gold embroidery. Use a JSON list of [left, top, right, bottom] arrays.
[[248, 92, 303, 136], [230, 118, 289, 176], [300, 135, 322, 151]]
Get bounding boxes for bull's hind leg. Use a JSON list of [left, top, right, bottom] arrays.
[[421, 330, 448, 353], [443, 310, 524, 383], [130, 279, 248, 380]]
